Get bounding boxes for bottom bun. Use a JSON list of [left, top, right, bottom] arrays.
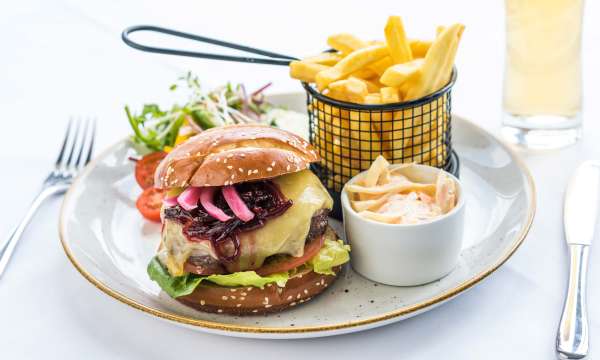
[[177, 266, 341, 315]]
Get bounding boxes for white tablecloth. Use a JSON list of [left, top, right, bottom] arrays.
[[1, 0, 599, 358]]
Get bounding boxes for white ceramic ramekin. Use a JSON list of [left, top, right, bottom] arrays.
[[341, 164, 465, 286]]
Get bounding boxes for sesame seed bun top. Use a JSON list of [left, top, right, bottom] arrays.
[[154, 124, 320, 189]]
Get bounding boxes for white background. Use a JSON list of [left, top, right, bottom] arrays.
[[1, 0, 599, 358]]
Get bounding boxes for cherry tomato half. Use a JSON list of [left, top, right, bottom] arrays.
[[135, 151, 167, 189], [136, 187, 164, 222]]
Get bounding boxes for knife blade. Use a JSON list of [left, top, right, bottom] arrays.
[[564, 161, 600, 246], [557, 161, 599, 359]]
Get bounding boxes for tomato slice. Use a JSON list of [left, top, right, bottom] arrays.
[[136, 188, 164, 222], [135, 151, 167, 189], [255, 234, 325, 276]]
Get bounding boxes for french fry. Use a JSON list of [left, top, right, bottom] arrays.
[[384, 16, 413, 64], [380, 87, 401, 103], [289, 61, 330, 83], [327, 33, 368, 54], [303, 52, 343, 66], [380, 58, 423, 87], [315, 44, 389, 90], [368, 56, 393, 76], [328, 78, 368, 103], [409, 39, 432, 58], [349, 76, 380, 93], [434, 25, 464, 90], [350, 68, 378, 80], [404, 24, 464, 101], [365, 93, 383, 104]]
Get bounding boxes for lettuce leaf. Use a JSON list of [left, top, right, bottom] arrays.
[[307, 239, 351, 275], [147, 257, 202, 298], [147, 257, 289, 298]]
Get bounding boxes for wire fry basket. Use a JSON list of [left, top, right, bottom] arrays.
[[304, 70, 459, 218], [120, 26, 460, 218]]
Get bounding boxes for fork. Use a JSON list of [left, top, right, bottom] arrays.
[[0, 118, 96, 278]]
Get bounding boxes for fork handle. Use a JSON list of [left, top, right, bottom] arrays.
[[556, 244, 589, 359], [0, 185, 69, 279]]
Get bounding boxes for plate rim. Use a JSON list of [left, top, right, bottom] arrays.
[[59, 113, 536, 335]]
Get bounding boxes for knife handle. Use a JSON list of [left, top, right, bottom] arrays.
[[557, 244, 589, 359]]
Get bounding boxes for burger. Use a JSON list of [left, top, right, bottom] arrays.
[[147, 124, 350, 315]]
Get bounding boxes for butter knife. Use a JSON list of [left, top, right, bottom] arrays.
[[557, 161, 599, 359]]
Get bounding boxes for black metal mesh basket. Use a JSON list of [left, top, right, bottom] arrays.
[[303, 70, 459, 219]]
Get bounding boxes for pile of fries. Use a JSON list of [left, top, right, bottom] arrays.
[[290, 16, 464, 191], [345, 156, 457, 225]]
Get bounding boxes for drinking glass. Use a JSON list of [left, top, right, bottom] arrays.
[[502, 0, 583, 149]]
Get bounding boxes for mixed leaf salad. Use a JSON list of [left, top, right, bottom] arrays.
[[125, 72, 279, 155]]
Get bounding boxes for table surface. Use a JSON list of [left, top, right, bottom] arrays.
[[1, 0, 599, 358]]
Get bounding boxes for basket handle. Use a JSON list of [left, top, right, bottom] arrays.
[[121, 25, 298, 66]]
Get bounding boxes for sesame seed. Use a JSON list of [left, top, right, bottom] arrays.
[[315, 282, 320, 286], [236, 304, 241, 307], [227, 165, 233, 169], [287, 295, 293, 300], [320, 279, 325, 285], [252, 309, 258, 313], [200, 300, 206, 305], [264, 297, 269, 304], [267, 167, 273, 172], [304, 289, 308, 294], [286, 165, 291, 171], [296, 294, 301, 299], [230, 174, 235, 179], [231, 296, 236, 300], [247, 170, 252, 175], [247, 287, 252, 291], [238, 168, 244, 173], [299, 300, 304, 304], [218, 309, 223, 313], [265, 304, 272, 308], [252, 169, 258, 174], [241, 292, 247, 296], [205, 183, 210, 186], [223, 159, 227, 164], [271, 161, 275, 167], [290, 302, 296, 306], [266, 284, 272, 287], [222, 296, 228, 300], [230, 288, 236, 292], [240, 297, 246, 301]]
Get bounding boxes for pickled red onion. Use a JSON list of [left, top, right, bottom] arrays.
[[177, 187, 202, 211], [222, 185, 255, 222], [200, 187, 232, 222], [163, 196, 178, 207]]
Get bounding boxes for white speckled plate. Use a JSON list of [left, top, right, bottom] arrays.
[[59, 93, 535, 339]]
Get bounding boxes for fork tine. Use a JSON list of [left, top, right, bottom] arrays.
[[55, 119, 73, 167], [84, 118, 96, 166], [74, 119, 90, 168], [64, 119, 81, 169]]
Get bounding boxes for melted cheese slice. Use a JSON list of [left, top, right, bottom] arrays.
[[159, 170, 333, 276]]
